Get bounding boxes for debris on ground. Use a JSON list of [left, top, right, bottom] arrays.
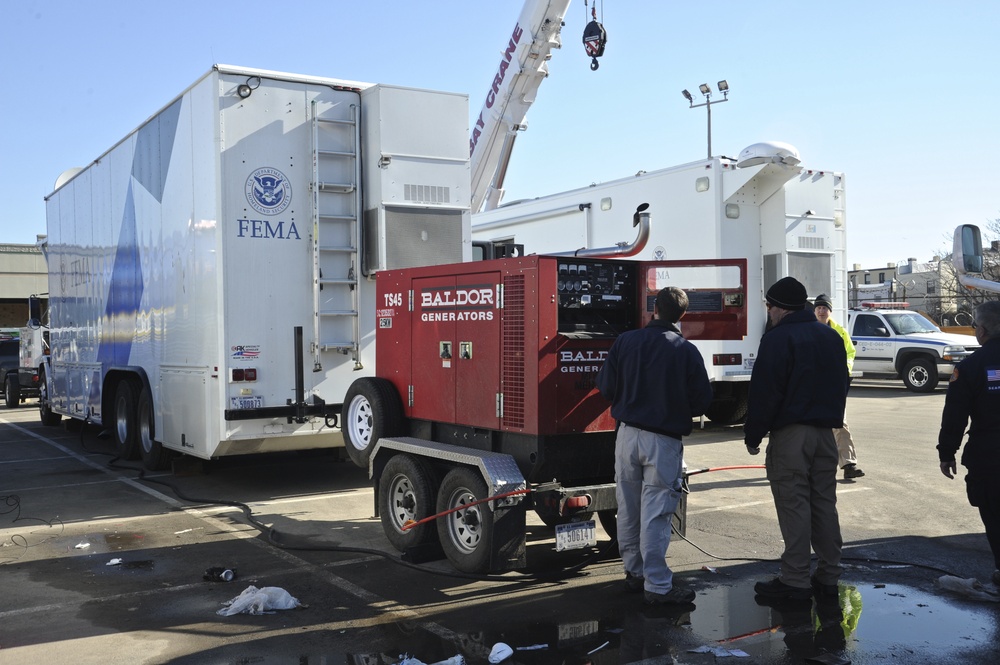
[[106, 558, 122, 566], [397, 655, 464, 665], [689, 645, 750, 657], [217, 585, 304, 616], [488, 642, 513, 663], [935, 575, 1000, 602]]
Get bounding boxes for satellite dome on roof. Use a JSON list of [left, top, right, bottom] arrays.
[[736, 141, 801, 169]]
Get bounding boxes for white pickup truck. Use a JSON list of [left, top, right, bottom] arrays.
[[847, 304, 979, 392]]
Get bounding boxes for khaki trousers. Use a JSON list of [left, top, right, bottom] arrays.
[[765, 423, 843, 588]]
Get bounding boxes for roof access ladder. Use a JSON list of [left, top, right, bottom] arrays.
[[310, 99, 362, 371]]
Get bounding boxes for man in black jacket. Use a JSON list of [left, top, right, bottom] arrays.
[[745, 277, 849, 601], [597, 286, 713, 605], [938, 300, 1000, 588]]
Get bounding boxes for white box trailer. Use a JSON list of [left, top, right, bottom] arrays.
[[41, 65, 471, 469], [472, 143, 848, 424]]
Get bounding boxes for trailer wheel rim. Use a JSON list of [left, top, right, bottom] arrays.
[[115, 394, 130, 444], [347, 395, 374, 449], [139, 403, 153, 455], [387, 473, 419, 532], [442, 488, 482, 554]]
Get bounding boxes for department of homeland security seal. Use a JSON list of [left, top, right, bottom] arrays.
[[246, 167, 291, 215]]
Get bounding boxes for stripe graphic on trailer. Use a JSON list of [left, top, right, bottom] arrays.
[[95, 98, 182, 372]]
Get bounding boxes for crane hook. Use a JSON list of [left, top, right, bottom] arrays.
[[582, 5, 607, 71]]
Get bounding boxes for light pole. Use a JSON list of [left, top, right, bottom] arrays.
[[682, 80, 729, 159]]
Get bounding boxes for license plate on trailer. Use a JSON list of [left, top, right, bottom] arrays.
[[555, 520, 597, 551], [230, 396, 263, 409]]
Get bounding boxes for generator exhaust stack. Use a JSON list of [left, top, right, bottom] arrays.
[[553, 203, 650, 258]]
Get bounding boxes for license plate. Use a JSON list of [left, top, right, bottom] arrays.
[[230, 396, 263, 409], [555, 520, 597, 551]]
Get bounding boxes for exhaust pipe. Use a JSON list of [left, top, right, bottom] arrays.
[[552, 203, 651, 258]]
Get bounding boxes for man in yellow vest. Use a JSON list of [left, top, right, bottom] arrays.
[[813, 294, 865, 480]]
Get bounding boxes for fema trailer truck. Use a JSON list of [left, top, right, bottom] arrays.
[[41, 65, 470, 470]]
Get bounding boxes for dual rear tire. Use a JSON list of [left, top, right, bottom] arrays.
[[377, 455, 496, 575]]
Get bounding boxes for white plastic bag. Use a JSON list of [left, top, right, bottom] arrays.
[[217, 585, 303, 616], [935, 575, 1000, 602]]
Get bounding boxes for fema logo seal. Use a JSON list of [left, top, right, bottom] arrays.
[[245, 167, 291, 215]]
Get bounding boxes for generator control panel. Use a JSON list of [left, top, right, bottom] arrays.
[[557, 259, 638, 336]]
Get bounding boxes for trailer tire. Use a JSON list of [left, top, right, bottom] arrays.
[[379, 454, 438, 552], [902, 357, 938, 393], [436, 467, 493, 574], [38, 368, 61, 427], [704, 383, 749, 425], [113, 379, 141, 460], [342, 378, 403, 469], [138, 387, 173, 471], [5, 375, 20, 408]]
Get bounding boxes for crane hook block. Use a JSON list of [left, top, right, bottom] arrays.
[[583, 20, 607, 71]]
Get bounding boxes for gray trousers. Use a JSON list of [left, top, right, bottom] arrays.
[[765, 423, 844, 588], [615, 423, 684, 594]]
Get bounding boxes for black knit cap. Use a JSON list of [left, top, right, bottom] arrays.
[[813, 293, 833, 310], [766, 277, 807, 311]]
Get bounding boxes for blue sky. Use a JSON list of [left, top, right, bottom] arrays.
[[3, 1, 998, 269]]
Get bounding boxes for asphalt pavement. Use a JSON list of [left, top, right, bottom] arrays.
[[2, 379, 999, 664]]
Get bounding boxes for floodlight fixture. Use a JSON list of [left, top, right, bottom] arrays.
[[682, 89, 693, 103], [699, 83, 711, 95]]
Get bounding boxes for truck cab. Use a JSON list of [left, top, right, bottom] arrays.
[[847, 302, 979, 392], [1, 330, 19, 408]]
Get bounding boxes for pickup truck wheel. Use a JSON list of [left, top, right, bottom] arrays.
[[379, 454, 438, 552], [113, 380, 141, 460], [902, 357, 938, 393], [5, 375, 20, 408], [437, 467, 493, 574], [38, 368, 61, 427], [342, 378, 403, 469], [138, 387, 173, 471]]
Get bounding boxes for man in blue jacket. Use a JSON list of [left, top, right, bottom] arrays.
[[745, 277, 849, 601], [938, 300, 1000, 588], [597, 286, 713, 605]]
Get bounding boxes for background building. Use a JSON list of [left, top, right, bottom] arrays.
[[0, 242, 47, 328]]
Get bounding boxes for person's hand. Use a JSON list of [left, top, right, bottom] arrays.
[[940, 460, 956, 479], [746, 443, 760, 455]]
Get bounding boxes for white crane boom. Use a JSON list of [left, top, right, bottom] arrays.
[[470, 0, 573, 213]]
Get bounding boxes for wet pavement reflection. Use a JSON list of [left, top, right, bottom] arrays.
[[338, 577, 999, 665]]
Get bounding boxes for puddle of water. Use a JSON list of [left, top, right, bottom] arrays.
[[103, 532, 146, 550], [686, 579, 1000, 663], [337, 579, 999, 665]]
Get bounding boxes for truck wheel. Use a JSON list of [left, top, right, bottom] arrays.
[[704, 383, 749, 425], [113, 380, 141, 460], [38, 368, 61, 427], [4, 375, 20, 408], [342, 378, 403, 469], [379, 454, 438, 552], [138, 387, 173, 471], [436, 467, 493, 574], [902, 357, 938, 393]]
